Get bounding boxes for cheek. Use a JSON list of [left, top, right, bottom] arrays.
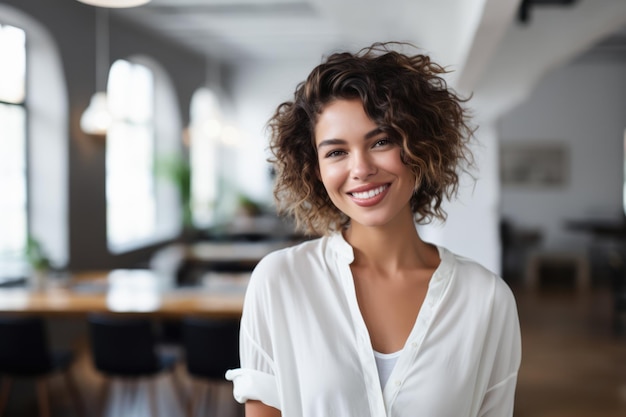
[[383, 151, 412, 177], [318, 164, 344, 191]]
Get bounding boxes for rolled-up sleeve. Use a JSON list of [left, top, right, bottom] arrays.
[[225, 368, 279, 408], [225, 324, 280, 409], [225, 256, 281, 410]]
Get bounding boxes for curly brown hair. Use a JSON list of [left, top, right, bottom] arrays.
[[268, 42, 475, 236]]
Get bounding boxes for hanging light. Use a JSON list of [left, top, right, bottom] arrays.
[[80, 92, 112, 135], [76, 0, 151, 7], [80, 7, 111, 136]]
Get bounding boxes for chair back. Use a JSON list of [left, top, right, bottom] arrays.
[[0, 316, 52, 375], [182, 317, 240, 379], [88, 315, 160, 377]]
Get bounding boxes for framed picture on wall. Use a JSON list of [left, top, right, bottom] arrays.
[[500, 141, 569, 187]]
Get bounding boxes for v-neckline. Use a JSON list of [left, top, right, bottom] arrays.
[[330, 232, 454, 415]]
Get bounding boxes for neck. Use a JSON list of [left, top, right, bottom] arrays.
[[344, 211, 438, 273]]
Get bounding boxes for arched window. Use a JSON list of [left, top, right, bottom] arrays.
[[106, 59, 156, 250], [0, 23, 27, 274], [106, 57, 182, 252], [0, 5, 68, 278]]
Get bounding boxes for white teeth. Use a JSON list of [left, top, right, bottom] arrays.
[[351, 185, 387, 199]]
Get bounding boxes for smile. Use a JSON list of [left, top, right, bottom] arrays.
[[347, 184, 390, 207], [349, 184, 389, 199]]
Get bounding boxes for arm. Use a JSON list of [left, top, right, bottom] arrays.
[[227, 256, 283, 413], [479, 280, 522, 417], [478, 374, 518, 417], [246, 400, 281, 417]]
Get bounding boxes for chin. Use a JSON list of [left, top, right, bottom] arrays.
[[349, 216, 394, 229]]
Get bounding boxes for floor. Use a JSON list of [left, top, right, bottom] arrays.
[[4, 284, 626, 416], [512, 284, 626, 417]]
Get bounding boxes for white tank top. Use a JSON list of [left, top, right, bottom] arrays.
[[373, 349, 402, 389]]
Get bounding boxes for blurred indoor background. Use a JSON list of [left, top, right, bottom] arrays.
[[0, 0, 625, 416]]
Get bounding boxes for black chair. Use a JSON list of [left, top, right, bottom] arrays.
[[607, 248, 626, 335], [0, 316, 83, 417], [87, 314, 185, 416], [182, 317, 240, 417]]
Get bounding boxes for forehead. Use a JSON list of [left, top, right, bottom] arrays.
[[314, 99, 377, 143]]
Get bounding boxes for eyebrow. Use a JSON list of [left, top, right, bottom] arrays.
[[316, 127, 384, 150]]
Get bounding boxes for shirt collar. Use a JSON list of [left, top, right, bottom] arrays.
[[327, 231, 355, 263], [327, 230, 455, 275]]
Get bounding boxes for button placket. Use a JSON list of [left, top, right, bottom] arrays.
[[335, 254, 387, 417]]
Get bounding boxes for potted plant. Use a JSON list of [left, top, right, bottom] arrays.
[[155, 153, 193, 235], [25, 236, 50, 291]]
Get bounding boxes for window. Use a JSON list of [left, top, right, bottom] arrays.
[[106, 57, 181, 252], [0, 7, 68, 275], [106, 59, 156, 251], [0, 23, 27, 273], [189, 88, 222, 228]]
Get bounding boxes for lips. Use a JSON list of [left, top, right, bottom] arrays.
[[347, 184, 390, 207]]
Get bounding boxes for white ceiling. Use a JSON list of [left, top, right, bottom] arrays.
[[114, 0, 626, 119], [115, 0, 518, 69]]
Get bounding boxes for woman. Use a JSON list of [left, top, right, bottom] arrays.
[[226, 42, 521, 417]]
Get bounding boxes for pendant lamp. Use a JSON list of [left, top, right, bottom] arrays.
[[80, 7, 111, 136], [76, 0, 151, 7]]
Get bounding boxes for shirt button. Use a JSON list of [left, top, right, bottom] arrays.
[[395, 380, 401, 387], [411, 342, 417, 348]]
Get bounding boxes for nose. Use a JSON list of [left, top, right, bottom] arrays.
[[350, 151, 376, 180]]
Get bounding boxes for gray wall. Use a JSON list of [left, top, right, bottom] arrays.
[[499, 56, 626, 250], [1, 0, 209, 270]]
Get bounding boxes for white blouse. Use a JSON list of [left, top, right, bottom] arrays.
[[226, 232, 521, 417]]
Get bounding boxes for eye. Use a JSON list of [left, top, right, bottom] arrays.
[[373, 137, 391, 148], [325, 149, 346, 158]]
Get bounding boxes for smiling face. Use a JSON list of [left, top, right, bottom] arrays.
[[315, 99, 417, 230]]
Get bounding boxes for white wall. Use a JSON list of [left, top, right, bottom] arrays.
[[499, 58, 626, 250], [419, 120, 501, 274], [228, 58, 320, 206]]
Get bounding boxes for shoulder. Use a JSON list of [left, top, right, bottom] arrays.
[[445, 249, 517, 306], [446, 249, 496, 284], [247, 237, 329, 291], [242, 236, 338, 322], [254, 237, 327, 273], [441, 249, 520, 345]]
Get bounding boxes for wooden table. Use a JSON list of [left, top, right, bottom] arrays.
[[0, 269, 247, 318]]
